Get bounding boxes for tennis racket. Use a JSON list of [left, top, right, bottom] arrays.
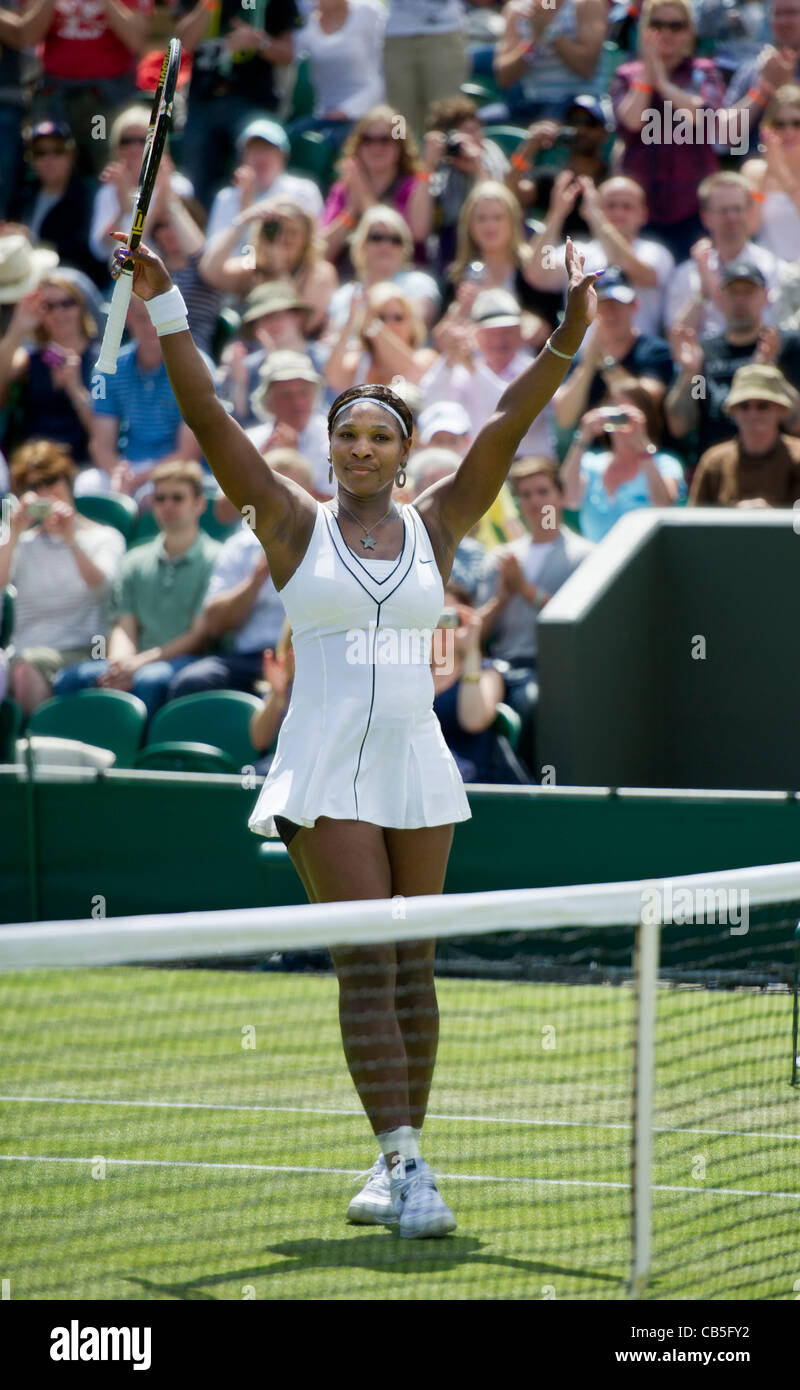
[[95, 37, 182, 375]]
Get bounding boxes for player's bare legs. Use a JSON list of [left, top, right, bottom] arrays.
[[287, 818, 453, 1161]]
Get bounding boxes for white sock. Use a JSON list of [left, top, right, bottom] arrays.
[[377, 1125, 421, 1163]]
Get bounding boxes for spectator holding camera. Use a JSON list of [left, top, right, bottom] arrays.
[[665, 261, 800, 460], [422, 94, 509, 273], [53, 459, 219, 716], [689, 362, 800, 505], [0, 270, 97, 465], [493, 0, 607, 125], [324, 282, 436, 393], [527, 175, 676, 337], [552, 266, 673, 431], [0, 439, 125, 715], [445, 178, 562, 329], [560, 379, 686, 541], [508, 95, 612, 237], [204, 118, 322, 253], [200, 197, 337, 333]]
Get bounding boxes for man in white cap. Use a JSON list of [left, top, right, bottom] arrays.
[[175, 1, 300, 209], [689, 363, 800, 507], [247, 349, 332, 496], [416, 400, 472, 455], [419, 287, 557, 461], [216, 280, 323, 428], [205, 117, 323, 247]]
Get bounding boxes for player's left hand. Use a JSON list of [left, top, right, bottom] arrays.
[[563, 238, 600, 331]]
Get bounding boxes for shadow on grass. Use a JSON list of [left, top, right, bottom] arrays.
[[120, 1233, 623, 1300]]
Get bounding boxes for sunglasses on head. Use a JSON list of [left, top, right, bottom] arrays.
[[366, 231, 403, 245], [41, 296, 76, 311], [154, 491, 191, 504], [360, 133, 394, 145], [648, 17, 688, 29]]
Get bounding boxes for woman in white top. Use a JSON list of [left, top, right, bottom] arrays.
[[110, 227, 599, 1238], [743, 83, 800, 266], [290, 0, 386, 150], [90, 110, 193, 266]]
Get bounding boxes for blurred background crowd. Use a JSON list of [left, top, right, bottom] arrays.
[[3, 0, 800, 785]]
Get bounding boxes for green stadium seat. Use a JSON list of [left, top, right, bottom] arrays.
[[1, 585, 14, 648], [27, 689, 148, 767], [482, 124, 530, 157], [128, 509, 159, 549], [146, 690, 264, 769], [0, 696, 22, 761], [74, 492, 139, 542], [492, 701, 521, 751], [288, 58, 315, 122], [134, 740, 239, 774], [288, 130, 338, 190]]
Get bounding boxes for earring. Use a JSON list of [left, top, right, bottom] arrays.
[[395, 467, 406, 488], [328, 462, 333, 484]]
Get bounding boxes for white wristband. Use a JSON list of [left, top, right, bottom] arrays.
[[145, 285, 189, 337]]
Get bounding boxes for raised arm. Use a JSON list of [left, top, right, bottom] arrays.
[[416, 241, 600, 549], [108, 236, 315, 576]]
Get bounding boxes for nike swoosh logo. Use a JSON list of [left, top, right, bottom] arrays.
[[420, 558, 432, 564]]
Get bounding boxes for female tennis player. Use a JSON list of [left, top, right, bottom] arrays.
[[110, 229, 599, 1239]]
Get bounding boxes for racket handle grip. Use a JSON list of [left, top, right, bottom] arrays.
[[95, 270, 134, 376]]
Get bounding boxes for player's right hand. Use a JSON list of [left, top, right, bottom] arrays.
[[110, 232, 173, 300]]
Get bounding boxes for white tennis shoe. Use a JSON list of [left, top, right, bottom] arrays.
[[388, 1157, 457, 1239], [346, 1156, 393, 1225]]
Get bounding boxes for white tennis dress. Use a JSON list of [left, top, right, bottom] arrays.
[[248, 500, 471, 838]]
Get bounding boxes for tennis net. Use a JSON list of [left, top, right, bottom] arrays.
[[1, 862, 799, 1301]]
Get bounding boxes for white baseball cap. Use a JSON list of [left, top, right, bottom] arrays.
[[417, 401, 472, 445]]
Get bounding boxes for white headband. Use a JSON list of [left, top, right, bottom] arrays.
[[330, 396, 409, 438]]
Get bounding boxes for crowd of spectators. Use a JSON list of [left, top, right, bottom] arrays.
[[3, 0, 800, 785]]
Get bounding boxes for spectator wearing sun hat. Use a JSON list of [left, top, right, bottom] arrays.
[[175, 0, 301, 210], [246, 349, 332, 496], [689, 363, 800, 507], [205, 117, 323, 249], [216, 280, 324, 428]]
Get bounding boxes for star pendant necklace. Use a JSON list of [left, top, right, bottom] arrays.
[[336, 499, 397, 550]]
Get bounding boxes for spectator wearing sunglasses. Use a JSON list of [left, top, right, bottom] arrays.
[[611, 0, 727, 263], [723, 0, 800, 156], [0, 439, 125, 716], [324, 206, 441, 335], [742, 83, 800, 264], [689, 362, 800, 505], [90, 109, 194, 265], [324, 282, 436, 394], [53, 460, 220, 717], [320, 105, 433, 270], [0, 273, 97, 465], [13, 121, 106, 287]]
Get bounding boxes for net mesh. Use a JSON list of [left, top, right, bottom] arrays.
[[1, 865, 799, 1302]]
